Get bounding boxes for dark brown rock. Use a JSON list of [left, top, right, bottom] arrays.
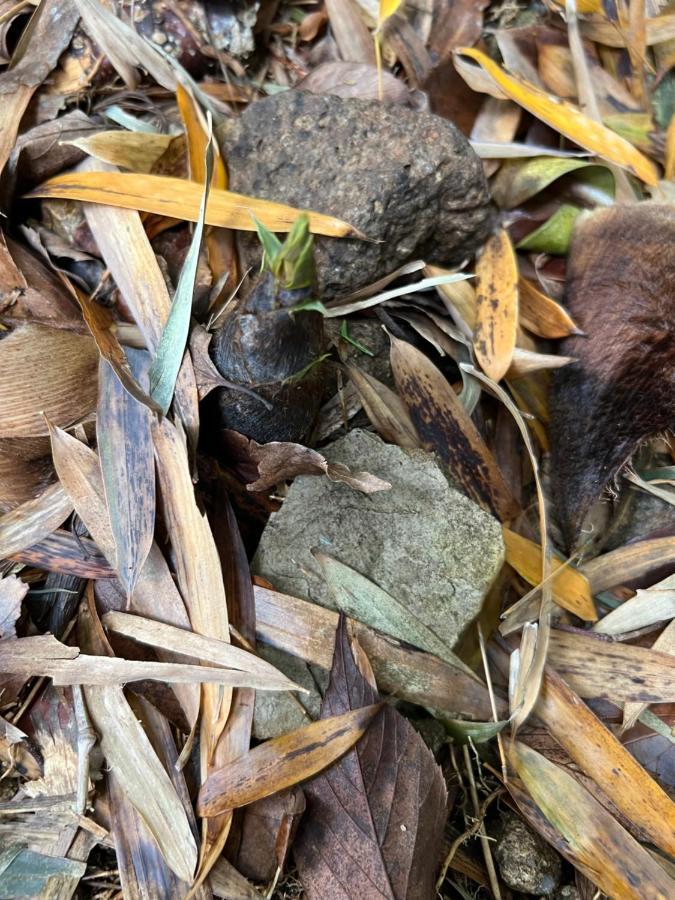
[[217, 91, 493, 297]]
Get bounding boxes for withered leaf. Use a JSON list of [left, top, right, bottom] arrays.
[[228, 431, 392, 494], [390, 334, 519, 521], [0, 482, 72, 559], [294, 616, 448, 900], [550, 205, 675, 550], [0, 575, 28, 640], [97, 356, 156, 596], [9, 529, 115, 579], [0, 326, 98, 437]]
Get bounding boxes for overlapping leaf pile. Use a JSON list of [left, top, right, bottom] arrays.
[[0, 0, 674, 897]]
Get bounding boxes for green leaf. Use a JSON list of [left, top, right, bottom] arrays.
[[517, 204, 581, 255], [340, 320, 375, 356], [149, 123, 214, 412], [442, 717, 508, 744], [492, 156, 598, 209], [254, 216, 282, 272]]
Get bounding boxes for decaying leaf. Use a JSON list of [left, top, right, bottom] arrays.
[[197, 704, 382, 817], [507, 740, 675, 899], [549, 205, 675, 549], [390, 334, 519, 521], [0, 326, 98, 437], [294, 616, 448, 899], [227, 431, 392, 494], [9, 528, 114, 579], [26, 171, 365, 238], [473, 228, 519, 382], [67, 130, 174, 172], [0, 574, 28, 639], [0, 482, 72, 559], [594, 573, 675, 635]]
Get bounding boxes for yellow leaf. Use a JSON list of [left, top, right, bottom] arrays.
[[550, 0, 602, 12], [67, 131, 174, 173], [453, 47, 659, 185], [503, 527, 597, 621], [176, 82, 227, 189], [378, 0, 403, 27], [518, 277, 580, 339], [25, 172, 364, 238], [473, 228, 519, 382]]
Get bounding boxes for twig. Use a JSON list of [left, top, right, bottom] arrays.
[[478, 624, 507, 784], [435, 786, 504, 890], [462, 743, 502, 900]]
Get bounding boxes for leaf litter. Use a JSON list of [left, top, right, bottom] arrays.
[[0, 0, 674, 897]]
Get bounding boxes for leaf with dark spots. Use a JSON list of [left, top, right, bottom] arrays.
[[293, 615, 448, 900], [390, 334, 519, 521], [9, 529, 116, 579], [550, 205, 675, 551], [197, 703, 381, 817]]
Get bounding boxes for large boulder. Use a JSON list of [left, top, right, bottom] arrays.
[[218, 91, 494, 297]]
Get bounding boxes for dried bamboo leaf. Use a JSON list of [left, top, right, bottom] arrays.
[[197, 704, 382, 817], [623, 618, 675, 732], [453, 48, 658, 184], [508, 739, 675, 899], [26, 172, 365, 238], [518, 277, 580, 339], [507, 348, 575, 378], [0, 634, 298, 689], [97, 357, 156, 596], [0, 326, 98, 437], [535, 668, 675, 857], [0, 482, 72, 559], [67, 131, 174, 172], [83, 683, 197, 882], [72, 0, 175, 90], [101, 611, 302, 688], [502, 528, 596, 621], [9, 529, 114, 579], [583, 537, 675, 594], [594, 574, 675, 635], [390, 334, 519, 521], [346, 365, 420, 449], [474, 228, 519, 382], [254, 585, 504, 720], [548, 628, 675, 702]]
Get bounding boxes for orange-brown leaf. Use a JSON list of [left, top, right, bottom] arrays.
[[473, 228, 519, 382]]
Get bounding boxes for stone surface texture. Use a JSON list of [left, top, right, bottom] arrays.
[[495, 812, 562, 896], [252, 429, 504, 651], [218, 91, 494, 297]]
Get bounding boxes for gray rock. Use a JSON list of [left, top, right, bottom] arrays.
[[218, 91, 493, 297], [253, 646, 327, 740], [495, 812, 562, 896], [252, 429, 504, 652]]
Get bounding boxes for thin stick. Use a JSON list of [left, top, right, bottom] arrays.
[[462, 743, 502, 899]]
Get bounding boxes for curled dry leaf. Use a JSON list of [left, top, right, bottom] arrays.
[[518, 277, 580, 339], [473, 227, 519, 382], [294, 616, 448, 900], [297, 62, 412, 103], [26, 172, 365, 239], [227, 431, 392, 494], [550, 205, 675, 549], [0, 326, 98, 437], [0, 574, 28, 639], [390, 334, 519, 521], [0, 481, 72, 559], [197, 704, 382, 817], [507, 740, 675, 899]]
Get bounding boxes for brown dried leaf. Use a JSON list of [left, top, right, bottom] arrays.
[[233, 789, 306, 883], [294, 616, 448, 898], [97, 356, 156, 595], [0, 326, 98, 437], [197, 703, 382, 818], [324, 0, 375, 64], [0, 481, 72, 559], [189, 323, 234, 400], [550, 205, 675, 549], [9, 529, 115, 579], [518, 276, 580, 340], [347, 365, 420, 450], [229, 432, 392, 494], [390, 334, 519, 521], [473, 228, 519, 382], [254, 585, 504, 721], [548, 629, 675, 703], [0, 0, 79, 173], [582, 536, 675, 594], [297, 62, 411, 103], [0, 574, 28, 639]]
